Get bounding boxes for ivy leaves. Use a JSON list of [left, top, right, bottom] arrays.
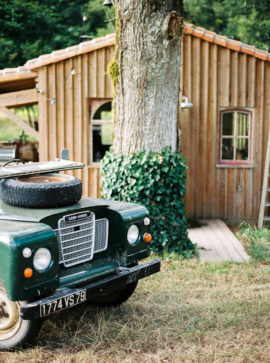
[[101, 147, 196, 255]]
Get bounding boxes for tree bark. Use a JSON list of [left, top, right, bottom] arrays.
[[113, 0, 183, 154]]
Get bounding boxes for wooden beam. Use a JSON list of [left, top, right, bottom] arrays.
[[0, 89, 38, 108], [38, 68, 49, 160], [0, 71, 37, 85], [258, 113, 270, 228], [0, 106, 39, 140]]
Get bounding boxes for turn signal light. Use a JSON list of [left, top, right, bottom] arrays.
[[24, 268, 33, 278], [144, 233, 152, 243]]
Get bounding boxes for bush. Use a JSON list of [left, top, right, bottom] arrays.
[[101, 147, 196, 255]]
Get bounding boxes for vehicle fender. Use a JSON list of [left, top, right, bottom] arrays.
[[0, 220, 59, 301]]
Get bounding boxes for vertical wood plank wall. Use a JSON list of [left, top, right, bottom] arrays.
[[38, 46, 114, 198], [38, 36, 270, 223], [180, 34, 270, 222]]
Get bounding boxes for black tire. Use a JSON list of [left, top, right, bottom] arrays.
[[89, 281, 138, 307], [0, 282, 42, 350], [0, 173, 82, 208]]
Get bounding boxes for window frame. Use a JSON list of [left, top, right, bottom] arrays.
[[219, 108, 252, 166], [89, 99, 113, 166]]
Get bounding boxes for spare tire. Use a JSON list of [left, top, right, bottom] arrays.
[[0, 173, 82, 208]]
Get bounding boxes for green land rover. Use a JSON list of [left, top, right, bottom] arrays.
[[0, 151, 160, 350]]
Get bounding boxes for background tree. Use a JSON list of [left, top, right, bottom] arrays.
[[184, 0, 270, 51], [1, 0, 269, 70], [0, 0, 114, 69]]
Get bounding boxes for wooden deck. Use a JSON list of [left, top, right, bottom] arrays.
[[188, 219, 250, 262]]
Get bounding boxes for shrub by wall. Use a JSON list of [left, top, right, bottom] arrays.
[[101, 147, 196, 255]]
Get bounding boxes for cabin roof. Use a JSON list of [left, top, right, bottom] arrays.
[[184, 23, 270, 62], [0, 24, 269, 91], [0, 33, 115, 92], [0, 67, 37, 93], [25, 33, 115, 70], [24, 24, 270, 69]]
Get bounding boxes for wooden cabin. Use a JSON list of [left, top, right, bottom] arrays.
[[0, 26, 270, 224]]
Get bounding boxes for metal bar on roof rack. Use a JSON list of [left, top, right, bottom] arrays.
[[0, 160, 84, 179]]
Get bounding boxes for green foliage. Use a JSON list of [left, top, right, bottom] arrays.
[[184, 0, 270, 51], [108, 58, 119, 94], [101, 147, 196, 255], [236, 223, 270, 263], [0, 0, 114, 68], [0, 117, 36, 142], [2, 0, 270, 69]]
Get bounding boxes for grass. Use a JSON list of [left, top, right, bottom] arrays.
[[0, 254, 270, 362], [0, 117, 26, 142], [236, 223, 270, 263]]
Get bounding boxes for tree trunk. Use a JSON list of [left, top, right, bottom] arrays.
[[103, 1, 193, 254], [114, 0, 183, 154]]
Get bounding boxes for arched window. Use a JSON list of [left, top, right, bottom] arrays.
[[220, 109, 252, 164], [91, 101, 113, 163]]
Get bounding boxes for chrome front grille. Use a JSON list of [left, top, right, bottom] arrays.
[[57, 211, 95, 267], [94, 218, 109, 253], [56, 212, 109, 267]]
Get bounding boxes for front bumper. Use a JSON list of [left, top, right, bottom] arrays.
[[20, 259, 160, 320]]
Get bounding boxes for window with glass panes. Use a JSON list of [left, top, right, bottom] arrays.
[[220, 110, 251, 163]]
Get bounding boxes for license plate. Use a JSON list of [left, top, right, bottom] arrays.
[[40, 290, 87, 317]]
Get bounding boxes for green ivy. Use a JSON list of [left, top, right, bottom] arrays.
[[101, 147, 196, 255]]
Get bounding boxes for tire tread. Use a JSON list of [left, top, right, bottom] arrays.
[[0, 173, 82, 208]]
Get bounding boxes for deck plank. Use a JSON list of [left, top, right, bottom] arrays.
[[206, 219, 243, 262], [214, 219, 250, 261], [188, 219, 250, 262], [188, 227, 222, 261]]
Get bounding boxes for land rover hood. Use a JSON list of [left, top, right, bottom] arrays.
[[0, 197, 109, 223]]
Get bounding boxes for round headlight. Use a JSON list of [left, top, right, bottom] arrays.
[[22, 247, 32, 258], [127, 224, 139, 245], [33, 248, 52, 272]]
